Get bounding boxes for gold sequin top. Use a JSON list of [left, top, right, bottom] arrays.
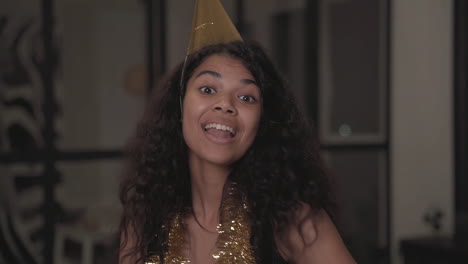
[[146, 182, 256, 264]]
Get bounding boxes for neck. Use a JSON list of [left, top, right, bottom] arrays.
[[189, 153, 231, 226]]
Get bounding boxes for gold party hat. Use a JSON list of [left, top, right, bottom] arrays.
[[187, 0, 243, 54]]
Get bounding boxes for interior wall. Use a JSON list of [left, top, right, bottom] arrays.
[[391, 0, 454, 263]]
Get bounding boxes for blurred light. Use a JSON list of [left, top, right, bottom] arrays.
[[338, 123, 352, 137]]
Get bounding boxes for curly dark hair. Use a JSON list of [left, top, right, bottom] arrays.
[[119, 41, 332, 263]]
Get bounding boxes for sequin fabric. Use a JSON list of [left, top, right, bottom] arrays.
[[146, 182, 256, 263]]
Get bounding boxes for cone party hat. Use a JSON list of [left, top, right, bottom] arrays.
[[187, 0, 243, 55]]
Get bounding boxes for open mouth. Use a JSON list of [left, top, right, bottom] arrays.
[[203, 123, 236, 138]]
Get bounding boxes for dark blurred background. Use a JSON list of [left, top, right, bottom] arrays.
[[0, 0, 466, 264]]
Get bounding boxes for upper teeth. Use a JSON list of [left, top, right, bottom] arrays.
[[204, 123, 235, 134]]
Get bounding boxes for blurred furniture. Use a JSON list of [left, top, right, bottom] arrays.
[[400, 236, 468, 264], [54, 224, 116, 264]]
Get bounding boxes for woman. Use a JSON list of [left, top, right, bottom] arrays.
[[119, 40, 355, 264]]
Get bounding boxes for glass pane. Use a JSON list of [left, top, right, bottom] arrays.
[[324, 150, 388, 264], [1, 1, 44, 154], [1, 1, 46, 262], [0, 163, 45, 263], [319, 0, 388, 144], [56, 1, 146, 150]]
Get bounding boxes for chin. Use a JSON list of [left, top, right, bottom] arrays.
[[203, 153, 239, 167], [188, 149, 241, 168]]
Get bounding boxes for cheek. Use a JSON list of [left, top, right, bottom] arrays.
[[182, 95, 201, 124], [182, 114, 200, 153], [181, 99, 197, 142], [181, 96, 208, 144], [243, 109, 262, 140]]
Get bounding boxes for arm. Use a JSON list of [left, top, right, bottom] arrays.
[[275, 204, 356, 264]]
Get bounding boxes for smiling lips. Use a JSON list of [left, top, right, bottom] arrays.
[[203, 123, 236, 140]]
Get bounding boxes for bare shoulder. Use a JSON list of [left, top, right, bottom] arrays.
[[119, 222, 142, 264], [274, 203, 356, 264]]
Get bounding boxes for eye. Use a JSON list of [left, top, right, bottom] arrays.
[[199, 86, 216, 94], [239, 95, 257, 103]]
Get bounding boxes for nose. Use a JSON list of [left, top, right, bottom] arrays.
[[214, 97, 237, 115]]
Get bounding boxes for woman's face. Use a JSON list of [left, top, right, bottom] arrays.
[[182, 54, 262, 167]]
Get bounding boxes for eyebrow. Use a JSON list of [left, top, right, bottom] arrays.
[[196, 70, 221, 79], [195, 70, 257, 85]]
